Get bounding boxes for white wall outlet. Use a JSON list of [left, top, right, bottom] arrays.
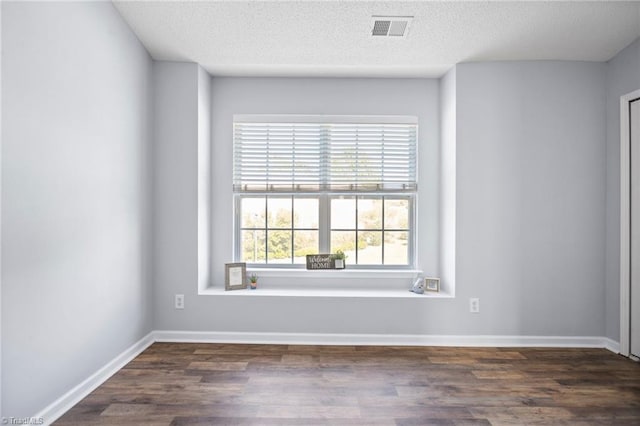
[[175, 294, 184, 309], [469, 298, 480, 313]]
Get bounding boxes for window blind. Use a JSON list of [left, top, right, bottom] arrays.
[[233, 120, 417, 193]]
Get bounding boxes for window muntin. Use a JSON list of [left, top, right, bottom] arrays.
[[233, 116, 417, 269]]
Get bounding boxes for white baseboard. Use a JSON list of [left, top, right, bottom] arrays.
[[34, 330, 621, 426], [153, 330, 615, 349], [603, 337, 621, 354], [36, 331, 155, 426]]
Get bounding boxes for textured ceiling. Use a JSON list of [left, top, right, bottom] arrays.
[[113, 1, 640, 78]]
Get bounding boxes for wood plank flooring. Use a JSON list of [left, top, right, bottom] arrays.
[[55, 343, 640, 425]]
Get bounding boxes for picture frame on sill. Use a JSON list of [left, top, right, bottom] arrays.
[[225, 262, 247, 291], [424, 277, 440, 292]]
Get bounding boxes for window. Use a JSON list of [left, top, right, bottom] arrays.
[[330, 196, 411, 266], [238, 195, 319, 265], [233, 115, 417, 268]]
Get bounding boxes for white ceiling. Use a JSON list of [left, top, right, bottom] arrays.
[[113, 0, 640, 78]]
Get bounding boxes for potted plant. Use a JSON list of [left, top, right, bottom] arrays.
[[332, 250, 346, 269], [249, 273, 258, 289]]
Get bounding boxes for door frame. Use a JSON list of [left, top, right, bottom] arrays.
[[620, 89, 640, 357]]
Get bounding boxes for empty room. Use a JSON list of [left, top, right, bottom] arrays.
[[2, 0, 640, 424]]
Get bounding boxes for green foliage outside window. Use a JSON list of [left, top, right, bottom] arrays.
[[240, 195, 410, 265]]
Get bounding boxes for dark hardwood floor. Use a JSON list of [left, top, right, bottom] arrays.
[[55, 343, 640, 425]]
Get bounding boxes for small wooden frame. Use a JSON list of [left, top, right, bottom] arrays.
[[424, 277, 440, 292], [225, 263, 247, 291]]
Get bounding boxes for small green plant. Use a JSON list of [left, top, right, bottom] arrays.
[[249, 273, 258, 283], [332, 250, 346, 260]]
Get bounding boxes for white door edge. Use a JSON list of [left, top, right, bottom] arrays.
[[620, 89, 640, 357]]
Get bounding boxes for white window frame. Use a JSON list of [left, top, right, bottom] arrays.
[[233, 115, 418, 270]]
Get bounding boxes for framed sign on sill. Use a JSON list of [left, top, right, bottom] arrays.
[[225, 263, 247, 291]]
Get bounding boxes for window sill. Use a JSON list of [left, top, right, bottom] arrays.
[[246, 268, 422, 279], [200, 268, 452, 298], [200, 268, 453, 298], [200, 286, 452, 299]]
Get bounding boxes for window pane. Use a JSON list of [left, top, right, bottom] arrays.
[[331, 231, 355, 256], [331, 198, 355, 229], [267, 230, 292, 264], [241, 230, 266, 263], [293, 230, 319, 264], [267, 197, 292, 228], [384, 199, 409, 229], [293, 198, 319, 228], [384, 231, 409, 265], [358, 198, 382, 229], [241, 197, 266, 228], [357, 231, 382, 265]]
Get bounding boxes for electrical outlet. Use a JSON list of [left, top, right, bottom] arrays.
[[175, 294, 184, 309], [469, 298, 480, 313]]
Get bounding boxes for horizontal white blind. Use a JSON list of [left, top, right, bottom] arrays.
[[233, 120, 417, 193]]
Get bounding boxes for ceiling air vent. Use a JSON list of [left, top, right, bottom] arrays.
[[371, 16, 413, 38]]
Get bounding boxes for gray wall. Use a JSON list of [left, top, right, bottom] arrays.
[[456, 61, 606, 336], [153, 69, 608, 338], [152, 62, 200, 326], [1, 1, 153, 417], [605, 38, 640, 341]]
